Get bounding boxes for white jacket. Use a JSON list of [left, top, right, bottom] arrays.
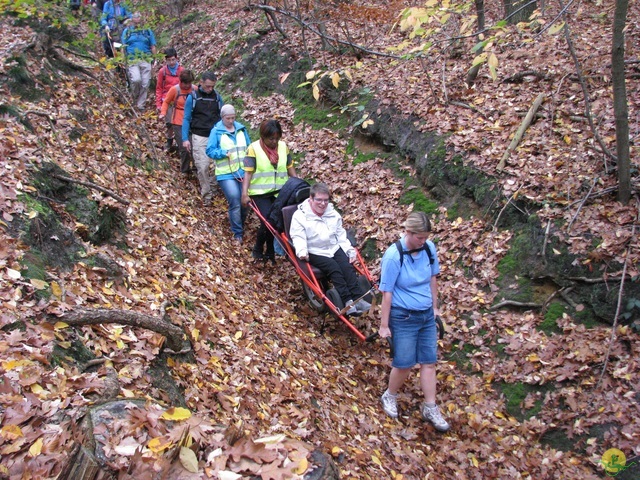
[[289, 199, 355, 260]]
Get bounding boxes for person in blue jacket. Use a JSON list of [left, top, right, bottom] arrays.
[[182, 72, 224, 207], [100, 0, 131, 58], [121, 12, 156, 110], [206, 105, 251, 243]]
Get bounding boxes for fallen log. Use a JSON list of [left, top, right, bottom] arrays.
[[52, 307, 187, 352], [497, 93, 545, 173]]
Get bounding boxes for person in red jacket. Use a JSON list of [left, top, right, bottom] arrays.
[[160, 70, 195, 174], [155, 48, 183, 152]]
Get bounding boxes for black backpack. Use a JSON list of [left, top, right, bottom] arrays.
[[393, 239, 444, 339], [395, 240, 435, 268]]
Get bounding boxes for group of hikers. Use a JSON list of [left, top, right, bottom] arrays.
[[94, 1, 451, 432]]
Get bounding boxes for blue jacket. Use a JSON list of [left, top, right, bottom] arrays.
[[182, 87, 224, 140], [206, 120, 251, 181], [121, 27, 156, 59], [101, 1, 131, 29]]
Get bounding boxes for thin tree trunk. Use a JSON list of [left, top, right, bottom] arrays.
[[503, 0, 537, 24], [612, 0, 630, 204], [465, 0, 486, 86]]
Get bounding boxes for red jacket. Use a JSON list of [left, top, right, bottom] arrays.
[[155, 64, 184, 109]]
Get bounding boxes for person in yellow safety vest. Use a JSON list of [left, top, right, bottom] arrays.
[[206, 104, 252, 243], [241, 119, 297, 264]]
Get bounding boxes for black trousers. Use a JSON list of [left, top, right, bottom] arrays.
[[251, 193, 277, 259], [309, 248, 363, 305]]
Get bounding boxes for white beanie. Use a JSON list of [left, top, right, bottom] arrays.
[[220, 105, 235, 117]]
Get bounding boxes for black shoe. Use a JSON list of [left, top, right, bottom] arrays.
[[264, 255, 276, 266]]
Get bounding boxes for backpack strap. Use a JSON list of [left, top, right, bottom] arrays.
[[395, 240, 434, 268]]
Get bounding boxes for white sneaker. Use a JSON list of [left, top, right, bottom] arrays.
[[355, 298, 371, 313], [421, 403, 450, 432], [381, 390, 398, 418], [345, 300, 359, 316]]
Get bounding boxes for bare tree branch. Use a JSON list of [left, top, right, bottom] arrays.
[[246, 3, 401, 59], [558, 0, 617, 163], [489, 300, 542, 311], [50, 173, 130, 205], [567, 177, 597, 233], [502, 70, 549, 83], [597, 203, 637, 389]]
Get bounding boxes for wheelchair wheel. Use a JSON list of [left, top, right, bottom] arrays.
[[357, 275, 373, 303], [325, 288, 344, 317], [302, 280, 326, 313]]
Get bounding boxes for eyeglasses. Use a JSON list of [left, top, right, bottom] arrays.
[[313, 197, 329, 204]]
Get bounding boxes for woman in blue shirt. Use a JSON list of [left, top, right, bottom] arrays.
[[378, 211, 450, 432]]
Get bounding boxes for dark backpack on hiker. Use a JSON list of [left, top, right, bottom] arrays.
[[393, 239, 445, 339], [394, 240, 435, 268]]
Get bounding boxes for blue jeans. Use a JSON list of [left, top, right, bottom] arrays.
[[389, 307, 437, 368], [218, 178, 246, 239]]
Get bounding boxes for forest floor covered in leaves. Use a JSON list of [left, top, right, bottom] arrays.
[[0, 0, 639, 478]]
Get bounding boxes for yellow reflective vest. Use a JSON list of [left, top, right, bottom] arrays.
[[217, 131, 248, 176], [247, 141, 289, 196]]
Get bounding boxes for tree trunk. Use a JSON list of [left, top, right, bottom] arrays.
[[612, 0, 630, 204], [465, 0, 486, 86], [503, 0, 537, 24]]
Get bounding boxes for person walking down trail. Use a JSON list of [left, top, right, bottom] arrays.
[[91, 0, 105, 19], [182, 72, 224, 206], [206, 105, 251, 242], [155, 48, 183, 152], [289, 182, 371, 316], [100, 0, 131, 58], [241, 119, 297, 264], [121, 12, 156, 111], [378, 211, 450, 432], [160, 70, 195, 174]]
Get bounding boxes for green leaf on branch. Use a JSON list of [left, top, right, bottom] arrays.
[[471, 53, 487, 67], [471, 40, 488, 53]]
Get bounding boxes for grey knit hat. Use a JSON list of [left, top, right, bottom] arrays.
[[220, 104, 236, 117]]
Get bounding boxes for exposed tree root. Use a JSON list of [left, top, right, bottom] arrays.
[[49, 172, 130, 205], [52, 307, 188, 353]]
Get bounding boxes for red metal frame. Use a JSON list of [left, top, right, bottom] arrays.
[[248, 199, 377, 342]]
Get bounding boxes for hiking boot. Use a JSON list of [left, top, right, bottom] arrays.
[[381, 390, 398, 419], [203, 197, 212, 207], [355, 298, 371, 313], [421, 403, 450, 432], [345, 300, 359, 317]]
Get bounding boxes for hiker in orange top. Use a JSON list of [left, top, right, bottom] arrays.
[[155, 48, 183, 152], [160, 69, 195, 174]]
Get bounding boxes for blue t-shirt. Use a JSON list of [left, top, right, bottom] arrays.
[[379, 237, 440, 310], [121, 28, 156, 58]]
